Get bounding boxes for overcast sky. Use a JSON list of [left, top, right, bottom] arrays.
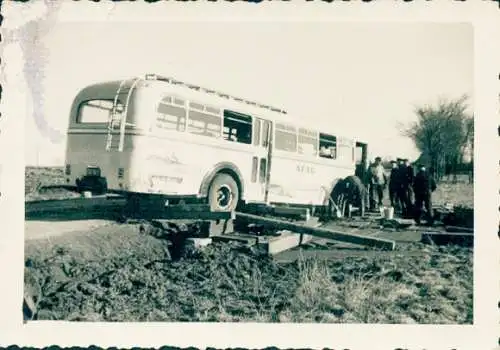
[[23, 20, 473, 165]]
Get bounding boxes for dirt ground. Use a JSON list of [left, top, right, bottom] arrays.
[[24, 167, 474, 324], [25, 167, 80, 202]]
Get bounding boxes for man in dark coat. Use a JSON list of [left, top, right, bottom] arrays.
[[389, 160, 400, 210], [401, 158, 415, 217], [396, 158, 409, 216], [413, 164, 437, 225]]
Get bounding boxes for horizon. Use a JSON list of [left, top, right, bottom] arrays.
[[21, 21, 473, 166]]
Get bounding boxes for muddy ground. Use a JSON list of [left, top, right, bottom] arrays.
[[24, 167, 474, 324]]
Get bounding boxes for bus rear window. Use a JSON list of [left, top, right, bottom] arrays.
[[77, 100, 124, 124]]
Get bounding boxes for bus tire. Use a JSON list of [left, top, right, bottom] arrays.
[[208, 173, 239, 212], [330, 175, 366, 217]]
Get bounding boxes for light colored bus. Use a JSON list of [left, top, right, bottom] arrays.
[[64, 74, 369, 214]]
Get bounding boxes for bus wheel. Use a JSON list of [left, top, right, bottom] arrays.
[[208, 173, 239, 212], [330, 175, 366, 218]]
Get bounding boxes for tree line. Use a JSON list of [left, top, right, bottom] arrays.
[[399, 95, 474, 182]]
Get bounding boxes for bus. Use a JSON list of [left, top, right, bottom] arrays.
[[64, 74, 369, 215]]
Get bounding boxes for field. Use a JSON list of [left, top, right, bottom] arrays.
[[24, 167, 474, 324]]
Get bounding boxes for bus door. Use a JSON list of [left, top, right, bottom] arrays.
[[249, 117, 272, 203], [354, 141, 368, 182]]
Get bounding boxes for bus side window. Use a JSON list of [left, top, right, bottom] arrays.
[[223, 110, 252, 144], [157, 96, 187, 131], [298, 128, 318, 156], [253, 118, 261, 146], [187, 101, 222, 138], [261, 120, 271, 148], [275, 123, 297, 152], [319, 133, 337, 159]]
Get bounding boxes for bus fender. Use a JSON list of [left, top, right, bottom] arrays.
[[198, 162, 245, 199]]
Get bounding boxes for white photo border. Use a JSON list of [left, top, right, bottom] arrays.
[[0, 1, 498, 349]]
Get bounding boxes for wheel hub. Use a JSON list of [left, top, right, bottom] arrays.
[[216, 185, 233, 209]]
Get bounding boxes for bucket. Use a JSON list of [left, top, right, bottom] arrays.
[[82, 191, 92, 198], [384, 206, 394, 220]]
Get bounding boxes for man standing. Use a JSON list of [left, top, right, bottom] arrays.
[[389, 160, 400, 210], [413, 164, 437, 225], [369, 157, 387, 210], [395, 158, 408, 216], [401, 158, 415, 217]]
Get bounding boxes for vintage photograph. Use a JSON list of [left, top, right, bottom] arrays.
[[21, 18, 474, 324]]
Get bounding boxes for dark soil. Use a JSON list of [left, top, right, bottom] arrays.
[[24, 167, 474, 324], [25, 225, 473, 323]]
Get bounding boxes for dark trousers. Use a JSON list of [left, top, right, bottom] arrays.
[[398, 186, 413, 217], [414, 192, 433, 225], [396, 187, 408, 215], [369, 184, 384, 209], [389, 186, 399, 209]]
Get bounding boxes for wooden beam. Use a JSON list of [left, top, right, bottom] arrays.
[[422, 230, 474, 237], [25, 197, 126, 216], [445, 225, 474, 233], [271, 206, 310, 220], [261, 230, 315, 255], [235, 212, 395, 250], [126, 208, 234, 221]]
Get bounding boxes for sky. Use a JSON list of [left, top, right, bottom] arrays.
[[23, 20, 473, 166]]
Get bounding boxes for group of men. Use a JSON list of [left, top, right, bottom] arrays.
[[365, 157, 437, 225]]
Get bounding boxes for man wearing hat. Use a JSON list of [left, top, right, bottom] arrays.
[[401, 158, 415, 217], [396, 158, 409, 216], [389, 160, 400, 210], [413, 163, 437, 225], [368, 156, 387, 210]]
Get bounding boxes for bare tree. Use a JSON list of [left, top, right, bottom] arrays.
[[401, 95, 473, 181]]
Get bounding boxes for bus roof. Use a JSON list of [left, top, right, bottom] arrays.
[[76, 74, 364, 145]]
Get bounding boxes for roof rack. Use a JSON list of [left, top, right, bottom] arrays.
[[144, 73, 287, 115]]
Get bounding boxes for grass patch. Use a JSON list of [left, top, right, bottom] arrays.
[[25, 166, 79, 201]]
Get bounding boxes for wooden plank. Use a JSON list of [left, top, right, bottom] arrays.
[[235, 212, 395, 250], [25, 197, 126, 215], [126, 209, 234, 221], [445, 225, 474, 233], [261, 230, 315, 255], [422, 230, 474, 237], [212, 233, 258, 245], [272, 206, 310, 219]]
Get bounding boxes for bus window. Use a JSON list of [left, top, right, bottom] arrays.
[[184, 100, 222, 137], [259, 158, 267, 183], [251, 156, 258, 183], [253, 118, 261, 146], [223, 110, 252, 144], [319, 133, 337, 159], [187, 110, 221, 138], [78, 99, 124, 124], [298, 128, 318, 156], [261, 120, 271, 148], [157, 96, 187, 131], [275, 123, 297, 152]]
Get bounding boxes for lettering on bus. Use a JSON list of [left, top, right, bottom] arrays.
[[296, 163, 315, 175], [150, 175, 184, 185]]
